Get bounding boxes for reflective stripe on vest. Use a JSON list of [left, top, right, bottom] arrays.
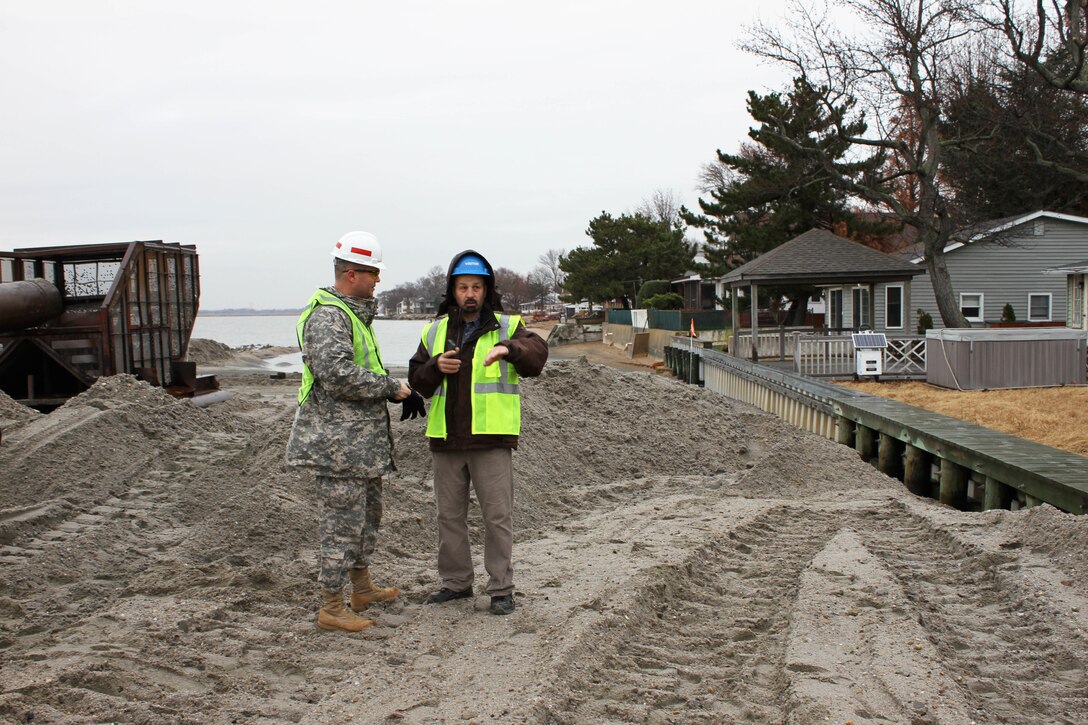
[[421, 314, 521, 438], [296, 289, 387, 406]]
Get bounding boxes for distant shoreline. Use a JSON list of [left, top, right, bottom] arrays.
[[199, 311, 302, 317], [199, 311, 427, 319]]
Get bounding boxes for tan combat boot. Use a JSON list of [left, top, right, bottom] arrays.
[[349, 567, 400, 611], [317, 590, 375, 632]]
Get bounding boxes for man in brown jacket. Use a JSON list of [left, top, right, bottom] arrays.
[[408, 250, 548, 615]]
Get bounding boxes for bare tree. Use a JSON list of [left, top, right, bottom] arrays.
[[696, 157, 731, 195], [974, 1, 1088, 181], [495, 267, 531, 310], [527, 268, 552, 311], [635, 189, 684, 225], [418, 265, 447, 309], [745, 0, 978, 326], [536, 248, 566, 297], [980, 0, 1087, 93], [378, 282, 419, 316]]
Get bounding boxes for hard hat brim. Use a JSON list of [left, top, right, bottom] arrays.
[[332, 250, 386, 270]]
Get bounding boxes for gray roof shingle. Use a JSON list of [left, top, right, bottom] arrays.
[[720, 228, 924, 285]]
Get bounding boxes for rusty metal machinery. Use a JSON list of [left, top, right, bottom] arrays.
[[0, 241, 216, 409], [0, 279, 64, 332]]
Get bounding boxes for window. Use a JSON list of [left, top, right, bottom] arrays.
[[828, 288, 843, 331], [852, 287, 871, 329], [885, 285, 904, 329], [1028, 293, 1052, 322], [960, 293, 984, 322]]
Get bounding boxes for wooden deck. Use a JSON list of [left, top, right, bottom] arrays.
[[667, 343, 1088, 514], [834, 396, 1088, 514]]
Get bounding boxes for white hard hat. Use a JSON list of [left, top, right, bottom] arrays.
[[332, 231, 386, 270]]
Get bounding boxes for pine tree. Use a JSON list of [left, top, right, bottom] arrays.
[[682, 78, 890, 278], [560, 213, 695, 307]]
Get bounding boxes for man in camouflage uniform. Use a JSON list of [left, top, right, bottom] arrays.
[[286, 231, 422, 633]]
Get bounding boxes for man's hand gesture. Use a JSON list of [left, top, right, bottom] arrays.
[[437, 348, 462, 375], [483, 344, 509, 366]]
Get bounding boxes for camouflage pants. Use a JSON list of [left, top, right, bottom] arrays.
[[316, 475, 384, 592]]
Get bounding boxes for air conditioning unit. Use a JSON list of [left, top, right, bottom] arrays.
[[852, 332, 887, 377]]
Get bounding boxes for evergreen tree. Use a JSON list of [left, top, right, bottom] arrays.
[[683, 78, 889, 278], [560, 213, 695, 307]]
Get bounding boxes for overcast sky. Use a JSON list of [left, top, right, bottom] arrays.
[[0, 1, 794, 309]]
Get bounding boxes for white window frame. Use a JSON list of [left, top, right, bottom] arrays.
[[884, 284, 904, 330], [960, 292, 984, 323], [1027, 292, 1052, 322]]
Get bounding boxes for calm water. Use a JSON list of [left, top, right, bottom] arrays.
[[191, 315, 427, 372]]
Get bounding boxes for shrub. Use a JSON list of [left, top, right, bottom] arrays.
[[636, 280, 672, 308], [1001, 303, 1016, 323], [643, 292, 684, 310], [916, 308, 934, 335]]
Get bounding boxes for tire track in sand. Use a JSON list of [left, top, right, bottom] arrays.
[[857, 500, 1088, 724], [0, 431, 250, 574], [546, 504, 843, 724]]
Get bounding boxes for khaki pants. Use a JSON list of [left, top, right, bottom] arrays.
[[431, 448, 514, 596]]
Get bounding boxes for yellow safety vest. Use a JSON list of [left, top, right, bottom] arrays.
[[421, 314, 521, 438], [296, 289, 387, 406]]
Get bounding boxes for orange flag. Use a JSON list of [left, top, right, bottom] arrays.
[[689, 318, 697, 337]]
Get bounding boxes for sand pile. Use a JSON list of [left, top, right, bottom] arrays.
[[1, 359, 1086, 724], [185, 337, 234, 364], [0, 388, 40, 435]]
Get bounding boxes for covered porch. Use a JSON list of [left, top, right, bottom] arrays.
[[720, 229, 926, 377]]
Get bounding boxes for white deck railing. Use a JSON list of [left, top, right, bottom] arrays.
[[732, 331, 927, 377]]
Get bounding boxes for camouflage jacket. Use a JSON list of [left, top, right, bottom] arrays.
[[285, 287, 402, 477]]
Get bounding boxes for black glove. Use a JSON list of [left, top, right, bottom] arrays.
[[399, 389, 427, 421]]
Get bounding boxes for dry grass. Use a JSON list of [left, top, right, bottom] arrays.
[[834, 380, 1088, 457]]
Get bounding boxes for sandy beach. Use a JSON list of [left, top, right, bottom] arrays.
[[1, 340, 1087, 724]]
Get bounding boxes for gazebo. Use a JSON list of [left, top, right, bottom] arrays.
[[720, 228, 925, 361]]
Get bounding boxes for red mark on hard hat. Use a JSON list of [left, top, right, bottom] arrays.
[[350, 247, 372, 256]]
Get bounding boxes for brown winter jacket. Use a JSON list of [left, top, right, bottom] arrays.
[[408, 307, 548, 451]]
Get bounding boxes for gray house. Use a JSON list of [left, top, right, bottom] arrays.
[[910, 211, 1088, 330], [1044, 258, 1088, 330]]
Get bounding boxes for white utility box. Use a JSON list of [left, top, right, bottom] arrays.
[[851, 332, 887, 377]]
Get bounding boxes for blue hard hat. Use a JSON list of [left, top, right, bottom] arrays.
[[451, 254, 490, 277]]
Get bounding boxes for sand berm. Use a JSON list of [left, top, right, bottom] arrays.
[[1, 343, 1087, 724]]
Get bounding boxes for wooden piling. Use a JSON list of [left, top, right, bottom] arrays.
[[855, 425, 876, 461], [939, 459, 969, 508], [903, 445, 933, 497], [878, 434, 904, 479], [835, 416, 855, 447], [983, 475, 1012, 511]]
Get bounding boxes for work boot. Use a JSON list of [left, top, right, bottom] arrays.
[[349, 567, 400, 611], [489, 594, 515, 615], [317, 590, 375, 632], [425, 587, 473, 604]]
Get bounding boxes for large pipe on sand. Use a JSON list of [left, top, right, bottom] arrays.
[[0, 278, 64, 332]]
